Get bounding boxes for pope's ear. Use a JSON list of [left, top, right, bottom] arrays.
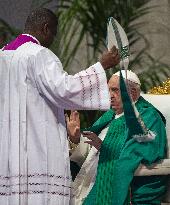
[[130, 87, 138, 101]]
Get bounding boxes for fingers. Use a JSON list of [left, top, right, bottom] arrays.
[[109, 45, 117, 53], [70, 110, 79, 121], [84, 139, 102, 151], [74, 111, 80, 122], [70, 110, 74, 120], [109, 48, 120, 65], [110, 49, 119, 60], [65, 113, 69, 123], [82, 132, 98, 141], [109, 46, 120, 63], [84, 140, 93, 145], [83, 133, 95, 141], [113, 53, 120, 64], [100, 45, 120, 69], [75, 126, 80, 134]]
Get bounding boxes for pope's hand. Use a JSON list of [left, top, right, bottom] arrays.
[[66, 111, 80, 144], [82, 131, 102, 151]]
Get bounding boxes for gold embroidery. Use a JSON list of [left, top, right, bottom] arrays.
[[148, 78, 170, 94]]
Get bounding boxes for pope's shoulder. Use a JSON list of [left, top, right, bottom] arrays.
[[137, 96, 166, 125]]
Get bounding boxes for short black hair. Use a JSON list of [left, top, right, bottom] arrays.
[[24, 8, 58, 32]]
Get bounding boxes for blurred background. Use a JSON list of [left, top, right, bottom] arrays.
[[0, 0, 170, 126]]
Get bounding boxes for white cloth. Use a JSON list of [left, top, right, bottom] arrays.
[[0, 42, 110, 205], [113, 70, 141, 85], [70, 127, 109, 205]]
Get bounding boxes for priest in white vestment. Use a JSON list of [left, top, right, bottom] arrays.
[[0, 8, 120, 205]]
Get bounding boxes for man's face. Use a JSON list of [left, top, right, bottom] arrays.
[[108, 75, 123, 113]]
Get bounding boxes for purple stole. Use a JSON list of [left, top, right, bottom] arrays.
[[3, 34, 39, 50]]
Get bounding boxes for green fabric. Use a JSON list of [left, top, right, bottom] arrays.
[[119, 70, 144, 136], [83, 108, 115, 135], [131, 175, 167, 205], [82, 97, 167, 205]]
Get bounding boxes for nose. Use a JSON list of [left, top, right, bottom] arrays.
[[109, 90, 115, 98], [110, 93, 113, 98]]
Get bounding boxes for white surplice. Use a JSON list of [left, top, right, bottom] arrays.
[[0, 42, 110, 205], [70, 128, 109, 205]]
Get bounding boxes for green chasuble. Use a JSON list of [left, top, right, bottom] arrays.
[[82, 97, 167, 205]]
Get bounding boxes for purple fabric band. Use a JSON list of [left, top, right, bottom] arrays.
[[3, 34, 39, 50]]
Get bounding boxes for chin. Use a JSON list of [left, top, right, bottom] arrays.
[[111, 105, 116, 109]]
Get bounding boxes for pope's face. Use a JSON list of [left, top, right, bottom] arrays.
[[108, 75, 123, 114]]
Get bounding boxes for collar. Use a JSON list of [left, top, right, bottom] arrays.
[[22, 34, 41, 45], [114, 99, 139, 119]]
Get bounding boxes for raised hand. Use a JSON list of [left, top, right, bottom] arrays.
[[100, 45, 120, 70], [82, 131, 102, 151], [65, 110, 80, 144]]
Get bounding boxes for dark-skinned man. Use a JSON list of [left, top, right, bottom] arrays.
[[0, 8, 120, 205]]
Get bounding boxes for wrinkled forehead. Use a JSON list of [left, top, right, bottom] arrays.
[[108, 75, 120, 88]]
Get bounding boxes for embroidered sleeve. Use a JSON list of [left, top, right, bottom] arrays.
[[34, 49, 110, 110]]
